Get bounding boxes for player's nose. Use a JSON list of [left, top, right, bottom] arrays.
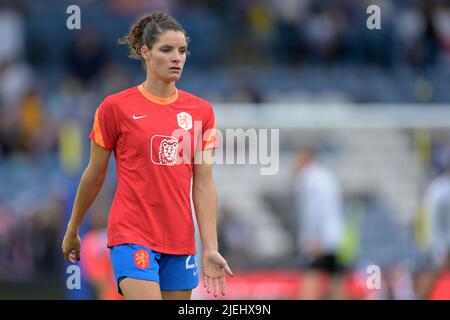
[[171, 52, 182, 63]]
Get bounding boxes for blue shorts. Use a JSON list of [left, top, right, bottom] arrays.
[[109, 243, 199, 294]]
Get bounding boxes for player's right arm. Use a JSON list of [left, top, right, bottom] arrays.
[[62, 140, 112, 264]]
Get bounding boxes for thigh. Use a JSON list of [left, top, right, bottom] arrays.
[[110, 244, 161, 297], [120, 278, 162, 300], [158, 254, 199, 293], [161, 290, 192, 300]]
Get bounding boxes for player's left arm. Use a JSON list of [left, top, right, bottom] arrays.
[[193, 149, 233, 297]]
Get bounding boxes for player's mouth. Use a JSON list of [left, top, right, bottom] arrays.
[[169, 66, 181, 72]]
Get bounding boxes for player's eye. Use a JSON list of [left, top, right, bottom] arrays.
[[161, 47, 171, 53], [182, 48, 191, 56]]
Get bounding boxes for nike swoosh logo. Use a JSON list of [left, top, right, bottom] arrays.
[[133, 115, 148, 120], [193, 270, 198, 276]]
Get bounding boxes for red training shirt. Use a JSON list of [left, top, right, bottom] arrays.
[[89, 84, 219, 254]]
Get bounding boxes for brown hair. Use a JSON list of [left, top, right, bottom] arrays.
[[119, 12, 189, 60]]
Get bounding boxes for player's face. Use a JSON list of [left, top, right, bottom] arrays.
[[144, 30, 188, 83], [297, 151, 313, 171]]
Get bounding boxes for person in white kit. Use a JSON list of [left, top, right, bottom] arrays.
[[418, 165, 450, 299], [293, 147, 346, 299]]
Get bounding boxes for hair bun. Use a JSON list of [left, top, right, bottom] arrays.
[[119, 12, 188, 61]]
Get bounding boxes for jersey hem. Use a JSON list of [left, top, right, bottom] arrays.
[[107, 238, 197, 256]]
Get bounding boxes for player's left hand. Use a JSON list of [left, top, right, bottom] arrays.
[[202, 251, 233, 297]]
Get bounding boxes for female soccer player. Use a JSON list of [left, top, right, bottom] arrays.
[[61, 12, 233, 300]]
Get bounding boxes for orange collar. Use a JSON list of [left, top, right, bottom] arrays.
[[138, 84, 179, 105]]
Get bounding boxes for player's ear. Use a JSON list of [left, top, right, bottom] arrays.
[[141, 45, 150, 60]]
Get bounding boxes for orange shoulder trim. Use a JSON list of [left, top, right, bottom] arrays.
[[93, 108, 106, 148]]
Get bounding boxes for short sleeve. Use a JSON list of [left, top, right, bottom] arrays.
[[89, 98, 118, 150], [201, 103, 219, 150]]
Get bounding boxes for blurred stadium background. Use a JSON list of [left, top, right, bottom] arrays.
[[1, 0, 450, 299]]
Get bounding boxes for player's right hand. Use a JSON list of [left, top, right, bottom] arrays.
[[62, 232, 81, 264]]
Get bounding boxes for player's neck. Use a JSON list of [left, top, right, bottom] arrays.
[[142, 77, 176, 99]]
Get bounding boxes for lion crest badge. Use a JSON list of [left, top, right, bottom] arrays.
[[177, 112, 192, 130]]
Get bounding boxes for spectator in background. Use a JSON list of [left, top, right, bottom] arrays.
[[0, 2, 34, 152], [293, 147, 346, 299], [433, 3, 450, 61], [420, 1, 440, 66], [0, 2, 25, 64], [417, 162, 450, 299], [66, 31, 108, 88], [395, 7, 420, 65]]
